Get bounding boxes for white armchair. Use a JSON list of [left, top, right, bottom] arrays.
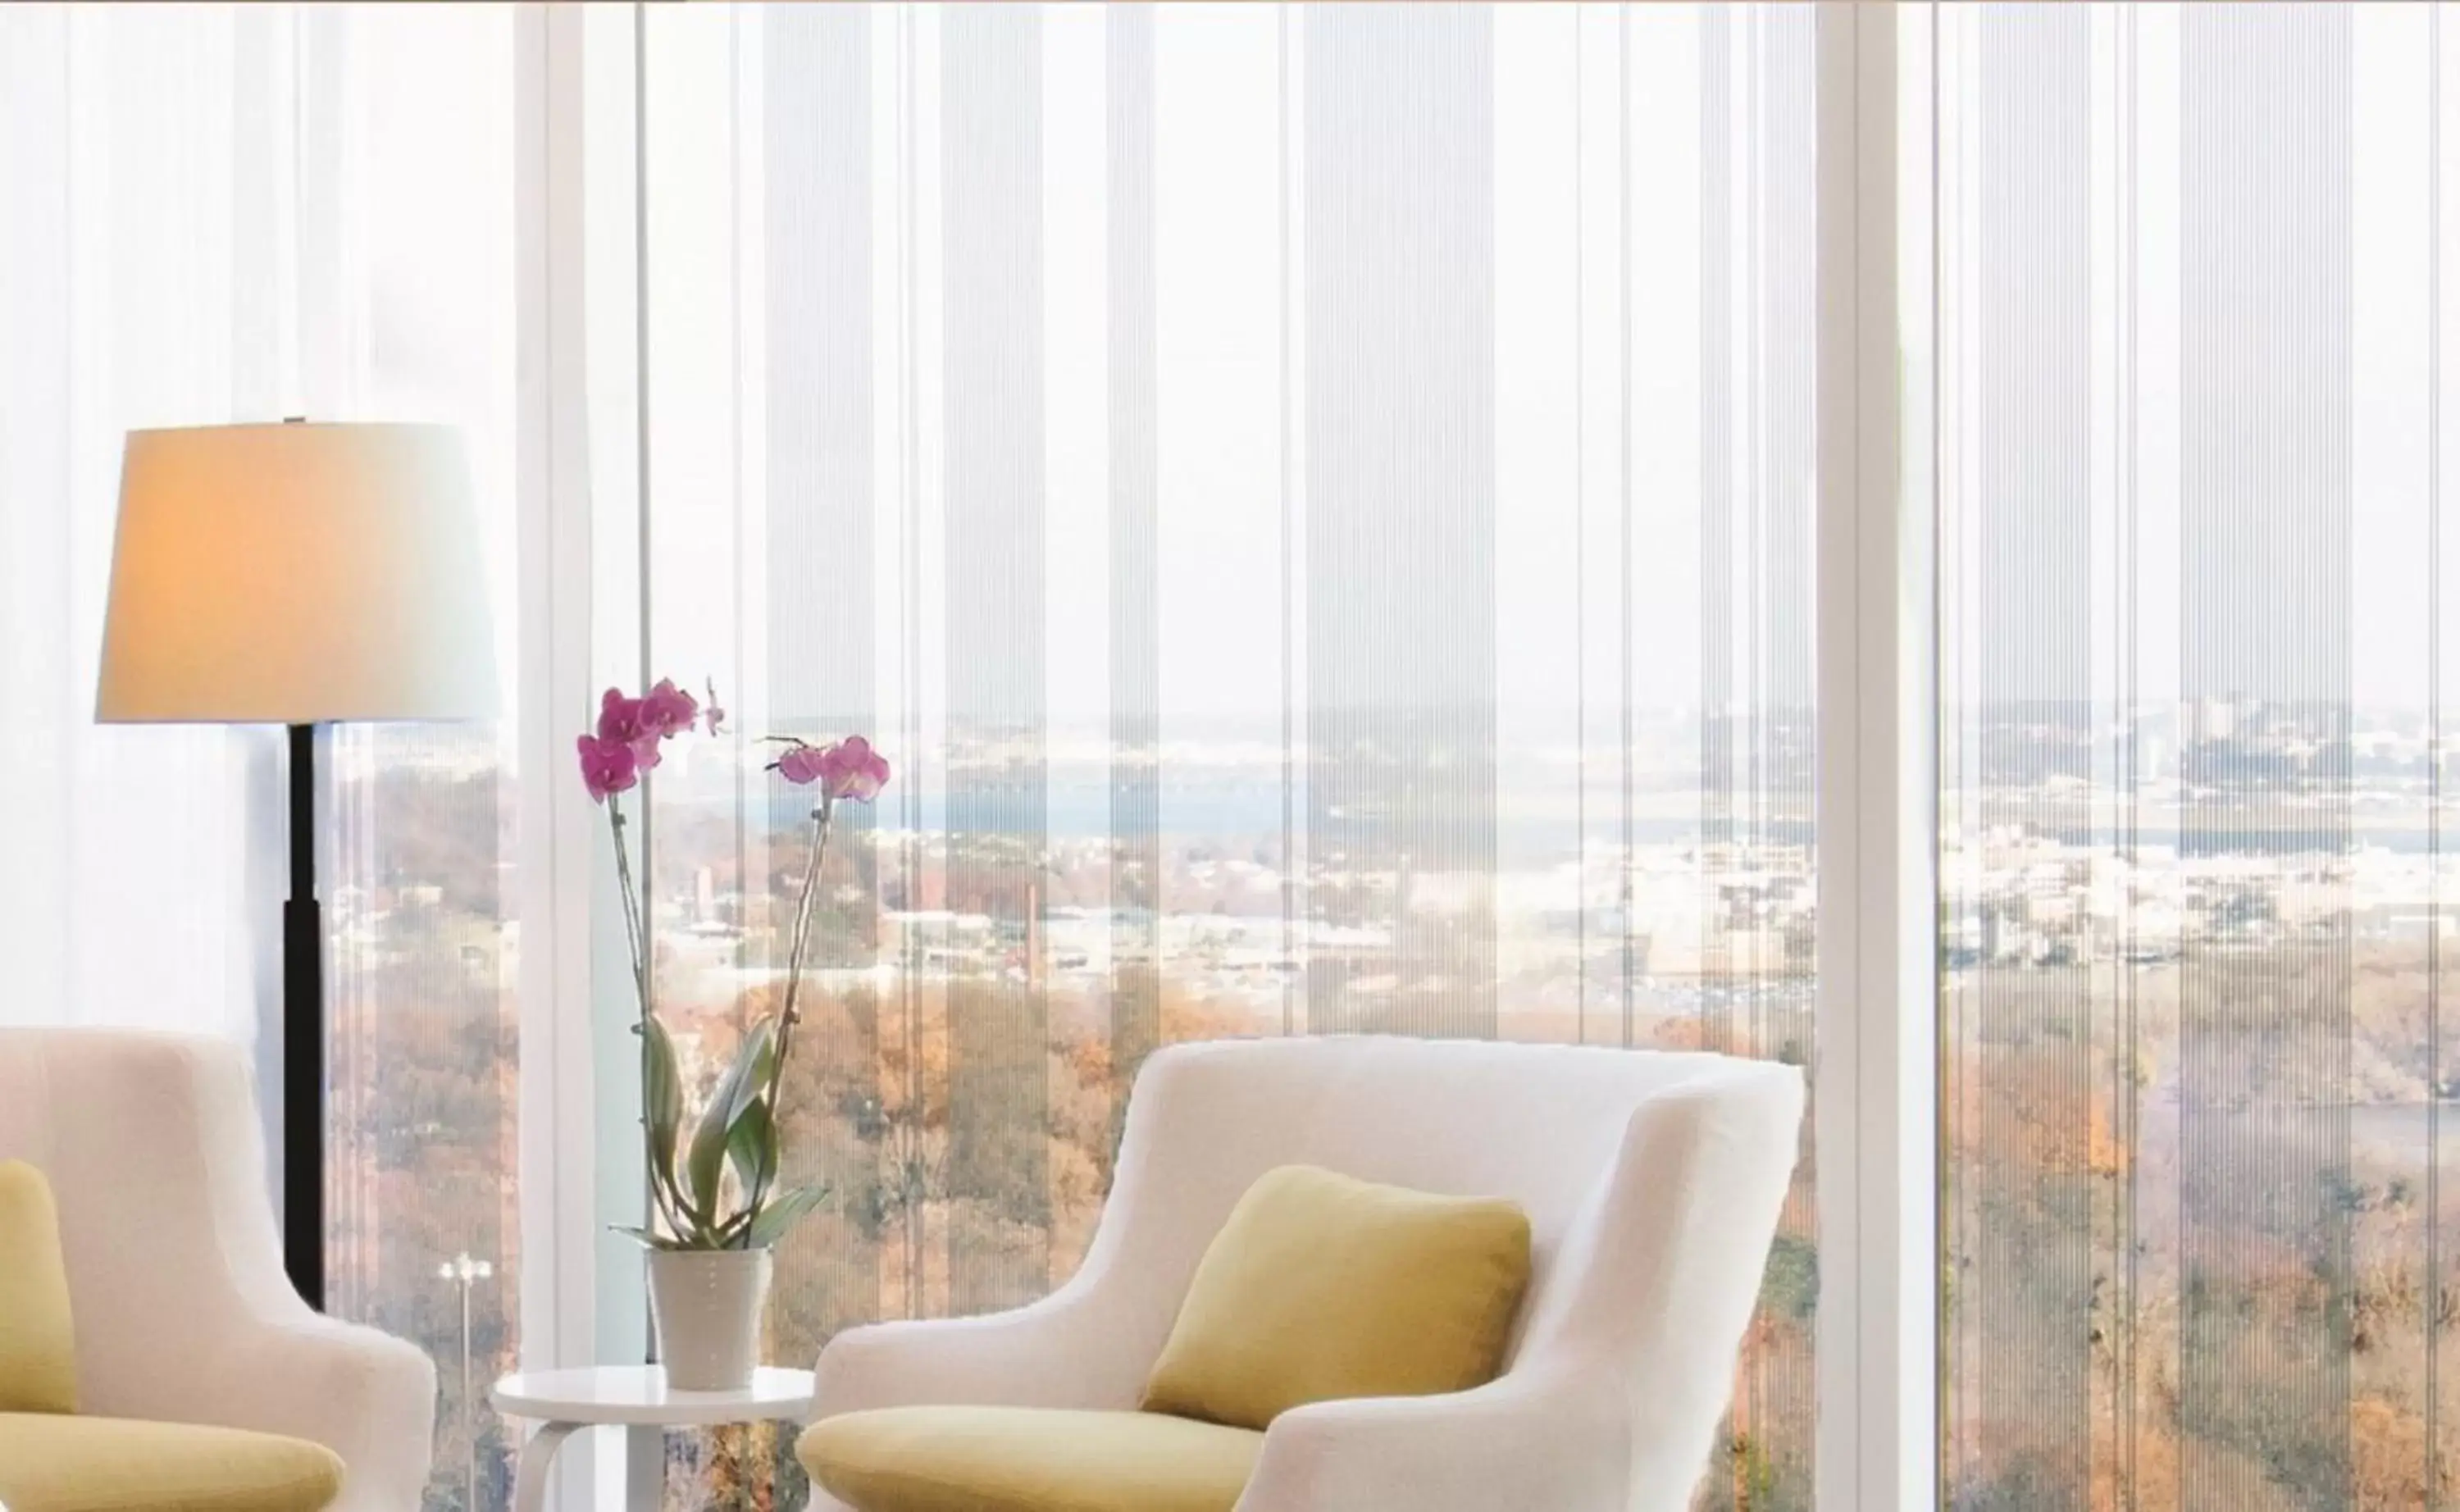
[[804, 1035, 1805, 1512], [0, 1028, 436, 1512]]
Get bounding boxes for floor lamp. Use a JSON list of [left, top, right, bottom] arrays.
[[94, 421, 499, 1310]]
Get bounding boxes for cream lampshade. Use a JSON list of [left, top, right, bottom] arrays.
[[95, 421, 498, 723]]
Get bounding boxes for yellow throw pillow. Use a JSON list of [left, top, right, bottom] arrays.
[[1140, 1164, 1532, 1431], [0, 1160, 75, 1414]]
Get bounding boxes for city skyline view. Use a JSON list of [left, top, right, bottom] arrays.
[[330, 685, 2460, 1510]]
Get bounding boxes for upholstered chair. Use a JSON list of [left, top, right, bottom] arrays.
[[798, 1035, 1805, 1512], [0, 1028, 435, 1512]]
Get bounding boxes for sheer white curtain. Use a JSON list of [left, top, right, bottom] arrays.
[[0, 3, 521, 1017], [1, 8, 1842, 1510], [601, 5, 1820, 1503], [1929, 4, 2460, 1507], [0, 8, 526, 1509], [0, 6, 290, 1047]]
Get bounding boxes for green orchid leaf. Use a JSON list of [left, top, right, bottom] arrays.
[[725, 1095, 778, 1204], [725, 1020, 779, 1127], [686, 1021, 777, 1229], [642, 1016, 686, 1213], [609, 1224, 686, 1252], [746, 1183, 831, 1249], [682, 1123, 724, 1231]]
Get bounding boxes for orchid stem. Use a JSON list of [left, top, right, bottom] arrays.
[[609, 800, 688, 1236], [608, 802, 653, 1016], [745, 795, 833, 1223]]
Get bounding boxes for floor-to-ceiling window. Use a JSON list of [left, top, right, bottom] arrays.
[[65, 5, 2460, 1507], [1934, 6, 2460, 1506], [613, 5, 1821, 1505]]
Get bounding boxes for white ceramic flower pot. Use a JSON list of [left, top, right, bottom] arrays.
[[647, 1248, 773, 1391]]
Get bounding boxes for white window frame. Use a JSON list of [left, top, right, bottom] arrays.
[[1815, 4, 1937, 1510]]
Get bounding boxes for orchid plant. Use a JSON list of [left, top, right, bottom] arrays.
[[579, 677, 891, 1252]]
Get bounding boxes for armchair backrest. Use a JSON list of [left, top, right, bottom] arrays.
[[1068, 1036, 1804, 1498], [0, 1027, 304, 1420]]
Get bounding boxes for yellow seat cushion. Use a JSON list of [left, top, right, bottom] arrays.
[[0, 1161, 75, 1416], [1141, 1164, 1532, 1430], [0, 1413, 343, 1512], [798, 1405, 1261, 1512]]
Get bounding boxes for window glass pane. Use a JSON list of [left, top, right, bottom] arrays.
[[1936, 6, 2453, 1506], [319, 10, 522, 1512], [635, 7, 1818, 1505]]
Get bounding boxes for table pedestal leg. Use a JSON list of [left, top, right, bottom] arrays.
[[627, 1423, 664, 1512], [512, 1421, 581, 1512]]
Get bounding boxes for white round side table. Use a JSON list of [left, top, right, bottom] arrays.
[[492, 1365, 817, 1512]]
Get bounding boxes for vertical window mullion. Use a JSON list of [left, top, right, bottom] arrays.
[[1814, 3, 1938, 1510]]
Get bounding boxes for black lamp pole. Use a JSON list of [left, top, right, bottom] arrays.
[[284, 720, 325, 1311]]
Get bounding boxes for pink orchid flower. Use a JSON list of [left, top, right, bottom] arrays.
[[580, 676, 727, 802], [597, 690, 663, 771], [640, 677, 699, 740], [774, 741, 827, 786], [576, 734, 639, 803], [818, 736, 891, 802]]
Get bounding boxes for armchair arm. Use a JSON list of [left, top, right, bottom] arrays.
[[1241, 1063, 1804, 1512], [1235, 1369, 1631, 1512], [814, 1049, 1232, 1419], [194, 1312, 437, 1512], [13, 1030, 439, 1512], [812, 1277, 1153, 1416]]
